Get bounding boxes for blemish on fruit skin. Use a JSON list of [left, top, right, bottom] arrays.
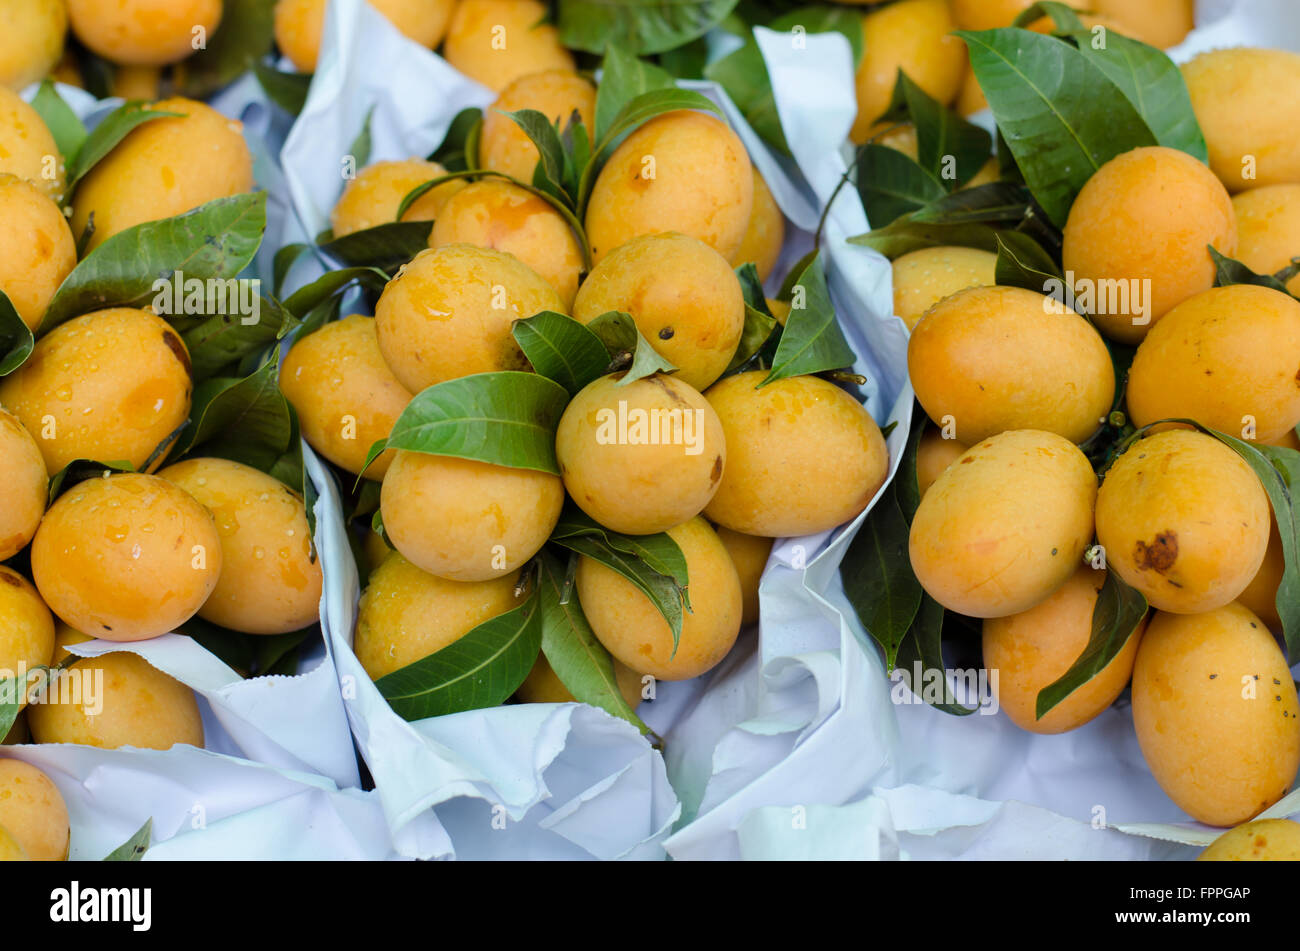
[[710, 455, 722, 484], [0, 573, 20, 588], [1210, 673, 1217, 679], [1134, 531, 1178, 573]]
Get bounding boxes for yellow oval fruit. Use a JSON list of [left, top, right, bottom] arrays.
[[1095, 430, 1269, 614], [1183, 48, 1300, 193], [714, 526, 773, 628], [577, 517, 741, 681], [0, 307, 193, 474], [910, 430, 1096, 618], [1061, 145, 1237, 343], [1133, 602, 1300, 827], [479, 70, 596, 182], [908, 285, 1114, 444], [280, 314, 413, 480], [949, 0, 1082, 29], [29, 651, 204, 750], [329, 158, 463, 238], [1238, 519, 1283, 632], [380, 450, 564, 582], [0, 0, 66, 90], [585, 110, 753, 264], [67, 0, 221, 66], [354, 552, 524, 680], [0, 174, 76, 332], [1126, 285, 1300, 444], [704, 372, 889, 537], [0, 823, 27, 860], [374, 244, 563, 394], [572, 232, 744, 392], [362, 529, 390, 580], [850, 0, 966, 143], [983, 566, 1145, 734], [50, 622, 92, 665], [71, 97, 253, 252], [0, 409, 46, 561], [0, 86, 64, 202], [430, 179, 584, 308], [111, 65, 161, 101], [915, 430, 967, 499], [1199, 819, 1300, 861], [0, 759, 68, 860], [1092, 0, 1193, 48], [274, 0, 456, 73], [891, 245, 997, 330], [731, 169, 785, 283], [515, 652, 644, 709], [30, 473, 223, 641], [1231, 184, 1300, 296], [443, 0, 574, 92], [157, 458, 322, 635], [0, 568, 55, 710], [555, 373, 726, 536]]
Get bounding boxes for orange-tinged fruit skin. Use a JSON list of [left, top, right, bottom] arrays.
[[731, 169, 785, 283], [578, 517, 741, 681], [1133, 602, 1300, 827], [443, 0, 574, 92], [380, 450, 564, 582], [1092, 0, 1193, 48], [0, 568, 55, 711], [0, 174, 76, 333], [908, 285, 1115, 444], [891, 245, 997, 330], [354, 552, 524, 680], [572, 232, 744, 392], [0, 759, 68, 860], [71, 97, 253, 252], [111, 65, 161, 100], [0, 0, 65, 90], [585, 110, 753, 265], [329, 158, 463, 238], [515, 652, 644, 709], [1237, 518, 1283, 632], [704, 372, 889, 537], [1199, 819, 1300, 861], [850, 0, 966, 144], [949, 0, 1084, 29], [30, 473, 223, 641], [909, 430, 1096, 618], [28, 650, 204, 749], [983, 566, 1145, 734], [0, 86, 65, 202], [274, 0, 456, 72], [479, 70, 596, 182], [374, 244, 563, 393], [956, 64, 987, 116], [1096, 430, 1269, 614], [0, 409, 46, 560], [915, 430, 967, 499], [1183, 48, 1300, 193], [51, 622, 92, 665], [157, 458, 322, 635], [431, 179, 584, 308], [280, 315, 412, 480], [714, 526, 773, 628], [1126, 284, 1300, 444], [1231, 185, 1300, 295], [556, 373, 726, 536], [67, 0, 222, 66], [0, 307, 193, 474], [361, 529, 390, 580], [0, 823, 27, 860]]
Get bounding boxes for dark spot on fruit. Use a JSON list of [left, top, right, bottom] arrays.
[[162, 328, 192, 378], [0, 572, 20, 588], [1251, 621, 1258, 628], [711, 455, 723, 484], [960, 457, 974, 464], [658, 327, 674, 340], [1205, 369, 1213, 375], [1256, 835, 1268, 848], [1274, 678, 1281, 685], [1051, 548, 1058, 555], [1209, 674, 1217, 679], [1134, 532, 1177, 573]]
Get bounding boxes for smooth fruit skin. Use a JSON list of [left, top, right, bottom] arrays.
[[949, 0, 1083, 29], [915, 430, 967, 499], [380, 450, 564, 582], [158, 458, 323, 635], [1096, 430, 1269, 614], [0, 824, 27, 860], [714, 526, 773, 628], [0, 0, 66, 90], [704, 372, 889, 537], [908, 285, 1115, 444], [0, 175, 75, 332], [31, 473, 223, 641], [1061, 145, 1237, 343], [274, 0, 456, 72], [891, 246, 996, 331], [1126, 284, 1300, 444], [1182, 48, 1300, 193], [430, 180, 584, 309], [0, 307, 193, 474], [577, 517, 742, 681], [850, 0, 966, 144], [374, 244, 563, 394], [556, 373, 726, 536], [1237, 518, 1283, 631], [1133, 603, 1300, 827], [0, 409, 46, 561], [67, 0, 221, 66], [354, 552, 523, 680], [71, 97, 253, 252], [515, 652, 643, 708], [731, 169, 785, 283], [51, 622, 91, 665], [443, 0, 574, 92], [0, 759, 68, 860], [584, 110, 753, 265], [479, 70, 596, 183], [329, 158, 463, 237], [0, 568, 55, 711], [1199, 819, 1300, 861], [0, 86, 65, 202], [1092, 0, 1193, 49], [572, 233, 745, 392], [909, 430, 1097, 619], [1231, 184, 1300, 296], [983, 566, 1145, 734]]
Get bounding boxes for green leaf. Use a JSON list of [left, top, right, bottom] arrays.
[[761, 252, 857, 385], [892, 71, 993, 189], [558, 0, 739, 56], [586, 311, 678, 384], [958, 28, 1157, 227], [1011, 1, 1084, 31], [728, 263, 778, 371], [317, 221, 433, 273], [1035, 569, 1147, 718], [502, 108, 571, 203], [67, 101, 184, 187], [46, 459, 135, 506], [0, 291, 34, 377], [171, 294, 297, 382], [908, 182, 1034, 225], [373, 372, 570, 475], [893, 594, 979, 716], [273, 243, 311, 296], [281, 265, 389, 319], [103, 819, 153, 861], [704, 38, 788, 154], [994, 230, 1062, 291], [348, 105, 376, 170], [375, 585, 541, 720], [175, 0, 277, 98], [254, 628, 313, 677], [253, 60, 313, 116], [594, 46, 676, 143], [856, 143, 948, 228], [656, 34, 710, 79], [430, 107, 484, 172], [30, 81, 88, 164], [1210, 246, 1293, 294], [174, 356, 293, 471], [511, 310, 611, 396]]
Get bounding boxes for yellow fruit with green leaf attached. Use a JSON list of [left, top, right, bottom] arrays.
[[479, 70, 596, 183], [1231, 184, 1300, 296], [0, 86, 64, 202], [329, 158, 464, 238], [516, 652, 644, 708]]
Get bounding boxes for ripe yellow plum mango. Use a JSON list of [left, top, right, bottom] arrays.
[[731, 169, 785, 283], [1231, 184, 1300, 295], [0, 175, 76, 332], [714, 526, 773, 628], [0, 0, 66, 90], [479, 70, 596, 182], [329, 158, 463, 238], [0, 567, 55, 710], [891, 246, 997, 330], [0, 86, 64, 202], [274, 0, 456, 73], [0, 409, 46, 560], [67, 0, 221, 66], [1200, 819, 1300, 861], [443, 0, 574, 92], [0, 759, 68, 860]]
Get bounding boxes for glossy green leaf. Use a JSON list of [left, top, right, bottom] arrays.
[[558, 0, 739, 55], [761, 252, 857, 385], [0, 291, 34, 377], [103, 819, 153, 861], [30, 81, 87, 163], [856, 143, 947, 228], [511, 310, 611, 395], [586, 311, 678, 384], [68, 101, 183, 187]]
